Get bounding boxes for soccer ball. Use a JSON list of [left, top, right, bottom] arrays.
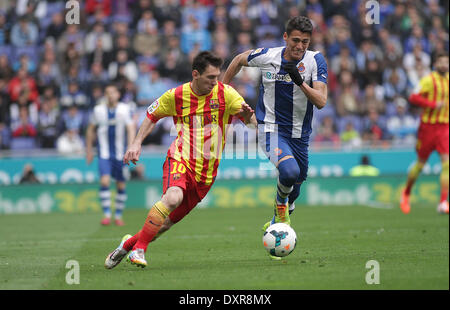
[[263, 223, 297, 257]]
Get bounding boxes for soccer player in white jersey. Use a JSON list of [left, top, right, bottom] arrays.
[[86, 84, 136, 226], [223, 16, 328, 259]]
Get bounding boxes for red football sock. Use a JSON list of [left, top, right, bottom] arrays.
[[404, 182, 413, 195], [440, 160, 449, 203], [123, 233, 138, 252], [133, 201, 170, 252], [440, 190, 449, 203]]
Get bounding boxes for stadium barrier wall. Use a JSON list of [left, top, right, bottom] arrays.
[[0, 175, 441, 214], [0, 149, 442, 185]]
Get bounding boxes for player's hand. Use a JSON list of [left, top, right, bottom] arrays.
[[282, 61, 303, 86], [238, 102, 254, 124], [123, 143, 141, 166]]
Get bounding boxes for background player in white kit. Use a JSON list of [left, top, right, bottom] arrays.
[[86, 84, 136, 226], [223, 16, 328, 259]]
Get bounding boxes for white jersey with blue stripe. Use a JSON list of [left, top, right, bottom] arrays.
[[247, 47, 328, 140], [90, 102, 133, 161]]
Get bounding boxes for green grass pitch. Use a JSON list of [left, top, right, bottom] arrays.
[[0, 204, 448, 290]]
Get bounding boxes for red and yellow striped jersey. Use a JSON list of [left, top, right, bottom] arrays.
[[147, 81, 244, 185], [416, 71, 449, 124]]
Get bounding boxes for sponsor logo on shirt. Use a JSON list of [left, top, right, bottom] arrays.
[[147, 100, 159, 114], [264, 72, 291, 82]]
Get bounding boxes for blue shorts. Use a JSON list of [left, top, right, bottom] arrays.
[[98, 158, 127, 182], [258, 131, 309, 183]]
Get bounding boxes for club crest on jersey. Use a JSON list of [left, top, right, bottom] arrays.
[[297, 62, 305, 73], [251, 48, 263, 55], [147, 100, 159, 114], [209, 99, 219, 110]]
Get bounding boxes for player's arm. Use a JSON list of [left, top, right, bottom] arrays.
[[224, 84, 257, 128], [409, 93, 441, 108], [222, 50, 252, 84], [409, 77, 444, 108], [124, 90, 176, 165], [126, 122, 136, 149], [85, 123, 96, 165], [123, 117, 156, 166], [283, 56, 328, 109], [299, 81, 327, 109]]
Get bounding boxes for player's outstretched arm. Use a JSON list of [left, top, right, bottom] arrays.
[[123, 117, 156, 165], [223, 50, 252, 84]]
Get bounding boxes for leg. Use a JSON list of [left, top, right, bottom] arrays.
[[436, 124, 449, 206], [99, 174, 112, 224], [400, 157, 427, 214], [273, 157, 301, 224], [122, 193, 186, 251], [287, 148, 308, 215], [288, 182, 303, 215], [439, 153, 449, 203], [401, 124, 433, 214], [276, 156, 300, 204], [437, 153, 449, 214], [152, 217, 175, 241], [98, 158, 112, 224], [436, 125, 449, 213], [114, 181, 127, 225], [112, 159, 127, 224], [122, 158, 189, 268], [133, 186, 183, 252], [404, 157, 428, 195], [260, 131, 300, 224]]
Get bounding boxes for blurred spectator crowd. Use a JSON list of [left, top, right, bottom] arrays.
[[0, 0, 448, 154]]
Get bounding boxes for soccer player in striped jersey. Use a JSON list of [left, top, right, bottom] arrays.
[[104, 51, 255, 269], [401, 51, 449, 214], [223, 16, 327, 259], [86, 84, 136, 226]]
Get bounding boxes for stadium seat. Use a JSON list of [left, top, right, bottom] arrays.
[[10, 137, 37, 150]]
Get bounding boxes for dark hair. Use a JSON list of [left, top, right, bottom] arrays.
[[434, 50, 449, 63], [105, 82, 118, 90], [361, 155, 370, 165], [192, 51, 223, 74], [286, 16, 313, 35]]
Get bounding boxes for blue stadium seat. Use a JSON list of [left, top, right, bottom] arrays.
[[13, 46, 39, 63], [10, 137, 37, 150], [0, 45, 12, 58]]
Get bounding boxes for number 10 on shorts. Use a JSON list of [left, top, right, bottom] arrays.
[[171, 162, 186, 180]]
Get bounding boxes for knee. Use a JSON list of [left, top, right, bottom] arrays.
[[116, 181, 126, 191], [278, 159, 301, 186], [162, 187, 184, 210], [100, 176, 110, 188]]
